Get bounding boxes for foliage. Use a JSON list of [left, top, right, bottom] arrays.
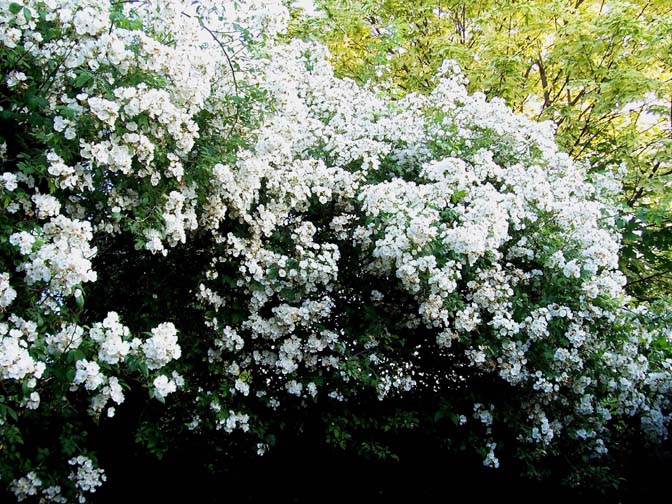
[[0, 1, 670, 502]]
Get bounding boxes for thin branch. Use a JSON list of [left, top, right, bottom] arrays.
[[182, 11, 241, 140], [626, 268, 672, 287]]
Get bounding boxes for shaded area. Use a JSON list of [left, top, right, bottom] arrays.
[[93, 417, 671, 504]]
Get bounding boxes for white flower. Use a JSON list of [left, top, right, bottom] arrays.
[[6, 70, 27, 88], [142, 322, 181, 370], [32, 193, 62, 219], [152, 374, 177, 401], [0, 330, 45, 381], [9, 231, 35, 255], [218, 410, 250, 433], [234, 378, 250, 396], [483, 442, 500, 469], [68, 456, 106, 495], [72, 6, 108, 36], [11, 216, 97, 296], [0, 272, 17, 308], [107, 376, 124, 404], [46, 324, 84, 354], [53, 116, 70, 132], [563, 259, 581, 279], [73, 360, 104, 391], [10, 472, 42, 501], [1, 172, 18, 191], [90, 313, 131, 365], [87, 97, 120, 126], [26, 391, 40, 410]]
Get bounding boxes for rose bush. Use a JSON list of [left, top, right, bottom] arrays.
[[0, 0, 670, 501]]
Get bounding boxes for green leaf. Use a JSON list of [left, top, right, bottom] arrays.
[[0, 404, 19, 422], [75, 291, 85, 308], [74, 71, 93, 88]]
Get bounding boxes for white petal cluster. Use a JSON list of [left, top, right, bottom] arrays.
[[73, 360, 105, 391], [89, 312, 131, 365], [142, 322, 181, 370], [63, 313, 181, 416], [0, 272, 17, 309], [153, 371, 184, 401], [68, 456, 106, 501], [9, 472, 42, 502], [10, 216, 97, 298], [153, 374, 177, 401], [46, 323, 84, 354], [218, 410, 250, 433], [31, 194, 61, 219], [0, 318, 45, 382]]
